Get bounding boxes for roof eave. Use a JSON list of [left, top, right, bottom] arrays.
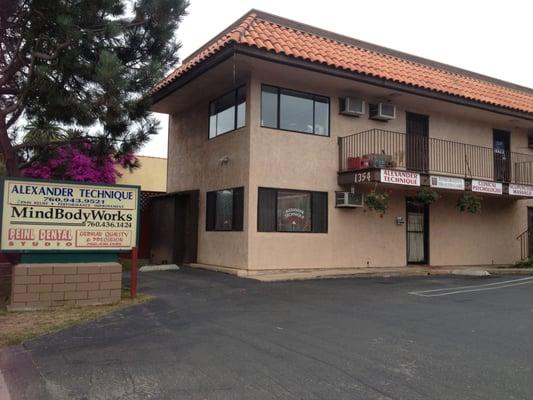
[[151, 45, 237, 106], [151, 43, 533, 122], [233, 44, 533, 122]]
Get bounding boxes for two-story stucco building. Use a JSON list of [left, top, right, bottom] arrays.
[[150, 10, 533, 277]]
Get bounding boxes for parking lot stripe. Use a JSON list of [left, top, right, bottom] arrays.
[[0, 368, 11, 400], [411, 276, 533, 294], [409, 277, 533, 297]]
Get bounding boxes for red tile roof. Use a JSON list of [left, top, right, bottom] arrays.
[[153, 11, 533, 116]]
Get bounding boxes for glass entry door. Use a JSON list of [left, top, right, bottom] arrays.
[[406, 200, 429, 264]]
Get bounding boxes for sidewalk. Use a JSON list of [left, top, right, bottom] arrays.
[[188, 263, 533, 282]]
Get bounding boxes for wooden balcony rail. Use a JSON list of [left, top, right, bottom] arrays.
[[338, 129, 533, 184]]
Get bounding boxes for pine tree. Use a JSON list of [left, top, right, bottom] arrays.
[[0, 0, 189, 176]]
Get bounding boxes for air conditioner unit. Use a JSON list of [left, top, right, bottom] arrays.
[[335, 191, 364, 208], [339, 97, 365, 117], [369, 103, 396, 121]]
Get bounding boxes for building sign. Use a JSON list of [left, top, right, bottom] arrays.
[[430, 176, 465, 191], [471, 179, 502, 195], [380, 169, 420, 186], [509, 184, 533, 197], [1, 179, 139, 251]]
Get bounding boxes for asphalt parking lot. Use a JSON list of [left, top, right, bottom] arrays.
[[1, 268, 533, 400]]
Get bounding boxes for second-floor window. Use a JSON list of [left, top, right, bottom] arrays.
[[209, 86, 246, 139], [261, 85, 330, 136]]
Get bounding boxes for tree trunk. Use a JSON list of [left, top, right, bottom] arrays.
[[0, 116, 19, 176]]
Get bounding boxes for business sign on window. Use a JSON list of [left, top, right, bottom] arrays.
[[509, 184, 533, 197], [430, 176, 465, 191], [471, 179, 502, 195], [380, 169, 420, 186], [0, 178, 139, 251], [277, 190, 311, 232]]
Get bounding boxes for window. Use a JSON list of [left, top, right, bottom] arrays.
[[261, 85, 329, 136], [209, 86, 246, 139], [257, 188, 328, 233], [215, 190, 233, 231], [206, 187, 244, 231]]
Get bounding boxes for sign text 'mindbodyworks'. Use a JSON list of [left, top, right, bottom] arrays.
[[1, 179, 139, 251]]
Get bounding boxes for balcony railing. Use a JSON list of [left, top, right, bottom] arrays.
[[339, 129, 533, 185]]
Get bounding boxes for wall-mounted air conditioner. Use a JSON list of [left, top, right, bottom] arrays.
[[335, 192, 364, 208], [369, 103, 396, 121], [339, 97, 365, 117]]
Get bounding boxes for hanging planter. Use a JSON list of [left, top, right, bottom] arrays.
[[366, 190, 389, 216], [413, 188, 440, 206], [457, 193, 482, 214]]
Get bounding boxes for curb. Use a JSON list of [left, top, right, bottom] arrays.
[[186, 263, 533, 282], [250, 269, 533, 282], [139, 264, 180, 272], [487, 268, 533, 275]]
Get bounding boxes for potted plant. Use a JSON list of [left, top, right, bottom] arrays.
[[457, 193, 482, 214], [413, 188, 439, 206], [366, 190, 389, 217]]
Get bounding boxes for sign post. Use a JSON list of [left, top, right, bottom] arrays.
[[131, 246, 138, 298]]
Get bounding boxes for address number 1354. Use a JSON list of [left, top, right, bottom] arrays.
[[354, 171, 371, 183]]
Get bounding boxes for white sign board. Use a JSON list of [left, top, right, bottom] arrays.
[[471, 179, 502, 195], [509, 184, 533, 197], [1, 179, 139, 251], [430, 176, 465, 191], [380, 169, 420, 186]]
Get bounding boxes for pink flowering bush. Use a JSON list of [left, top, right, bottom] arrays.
[[22, 142, 137, 184]]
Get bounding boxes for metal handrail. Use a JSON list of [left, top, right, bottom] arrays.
[[338, 129, 533, 184], [516, 228, 531, 240], [516, 228, 532, 261]]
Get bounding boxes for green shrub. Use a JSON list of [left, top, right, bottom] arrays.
[[457, 193, 482, 214], [513, 257, 533, 268]]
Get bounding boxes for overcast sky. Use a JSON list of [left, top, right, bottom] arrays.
[[141, 0, 533, 158]]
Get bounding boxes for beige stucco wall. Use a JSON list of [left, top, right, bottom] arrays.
[[246, 59, 533, 270], [429, 194, 525, 266], [166, 81, 251, 269], [160, 56, 533, 271], [117, 156, 167, 192]]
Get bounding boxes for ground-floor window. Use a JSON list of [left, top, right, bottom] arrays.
[[257, 188, 327, 233], [206, 187, 244, 231]]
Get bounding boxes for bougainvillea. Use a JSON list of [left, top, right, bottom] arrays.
[[22, 142, 137, 184]]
